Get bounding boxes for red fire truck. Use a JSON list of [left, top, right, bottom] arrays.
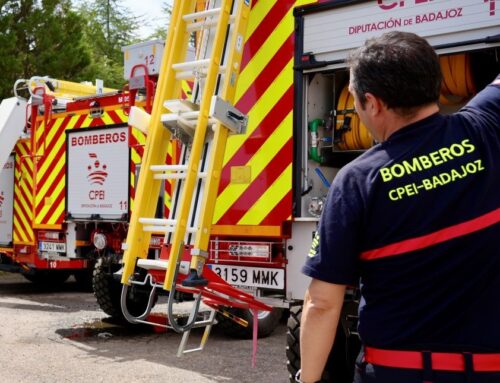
[[0, 40, 187, 306], [0, 1, 498, 381], [113, 0, 498, 381]]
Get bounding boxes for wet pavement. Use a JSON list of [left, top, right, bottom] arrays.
[[0, 272, 289, 383]]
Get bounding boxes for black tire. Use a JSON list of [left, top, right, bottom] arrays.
[[74, 267, 94, 292], [22, 270, 71, 285], [216, 307, 283, 339], [92, 255, 154, 320], [286, 305, 360, 383]]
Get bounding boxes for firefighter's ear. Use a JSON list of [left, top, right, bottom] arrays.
[[364, 92, 384, 116]]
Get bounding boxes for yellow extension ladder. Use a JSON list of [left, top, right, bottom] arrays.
[[120, 0, 254, 354]]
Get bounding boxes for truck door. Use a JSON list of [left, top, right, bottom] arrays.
[[66, 125, 130, 221]]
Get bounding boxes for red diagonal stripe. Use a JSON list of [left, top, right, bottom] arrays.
[[236, 33, 293, 114], [73, 114, 88, 129], [37, 116, 70, 160], [16, 183, 33, 217], [89, 117, 105, 127], [35, 126, 67, 187], [35, 168, 64, 216], [13, 194, 32, 236], [219, 84, 293, 193], [216, 138, 293, 225], [13, 224, 23, 242], [241, 2, 293, 71], [39, 184, 65, 224], [361, 208, 500, 261], [259, 189, 292, 226], [107, 110, 125, 125], [35, 144, 65, 211]]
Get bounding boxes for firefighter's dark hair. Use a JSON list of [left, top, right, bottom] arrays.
[[347, 31, 442, 115]]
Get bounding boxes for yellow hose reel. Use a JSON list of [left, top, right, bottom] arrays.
[[335, 85, 373, 150], [439, 54, 476, 105]]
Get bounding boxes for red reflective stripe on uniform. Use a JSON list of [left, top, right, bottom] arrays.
[[365, 347, 500, 372], [361, 208, 500, 261]]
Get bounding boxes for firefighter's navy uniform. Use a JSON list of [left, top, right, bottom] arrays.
[[303, 76, 500, 383]]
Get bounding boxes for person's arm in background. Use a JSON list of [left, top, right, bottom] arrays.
[[299, 280, 346, 383]]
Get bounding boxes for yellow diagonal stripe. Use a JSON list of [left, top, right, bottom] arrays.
[[235, 6, 293, 103], [36, 135, 65, 193], [245, 0, 275, 42], [68, 114, 82, 129], [214, 110, 292, 223], [35, 155, 64, 207], [100, 112, 115, 125], [238, 163, 291, 225], [45, 196, 65, 225], [36, 176, 64, 223], [224, 58, 293, 164]]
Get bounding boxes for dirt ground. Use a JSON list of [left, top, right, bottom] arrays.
[[0, 272, 289, 383]]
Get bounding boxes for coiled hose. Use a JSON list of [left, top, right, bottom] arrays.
[[335, 85, 373, 150], [439, 54, 476, 105]]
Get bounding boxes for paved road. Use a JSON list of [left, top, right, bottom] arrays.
[[0, 273, 289, 383]]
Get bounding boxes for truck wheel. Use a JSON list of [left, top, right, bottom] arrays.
[[216, 307, 283, 339], [22, 270, 71, 285], [286, 305, 359, 383], [92, 256, 154, 320], [73, 268, 94, 292]]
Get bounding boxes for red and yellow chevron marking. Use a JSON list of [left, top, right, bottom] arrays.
[[32, 99, 182, 226], [13, 140, 35, 244], [212, 0, 316, 236], [33, 108, 129, 227]]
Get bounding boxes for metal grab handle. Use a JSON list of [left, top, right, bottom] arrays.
[[166, 262, 202, 333], [120, 273, 158, 322], [226, 110, 244, 121]]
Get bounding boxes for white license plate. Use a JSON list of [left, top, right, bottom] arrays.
[[39, 241, 66, 253], [211, 264, 284, 290]]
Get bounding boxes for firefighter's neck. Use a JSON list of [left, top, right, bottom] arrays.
[[364, 94, 439, 142]]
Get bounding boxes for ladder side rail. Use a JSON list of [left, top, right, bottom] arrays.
[[164, 0, 235, 291], [121, 0, 196, 285], [190, 0, 252, 273]]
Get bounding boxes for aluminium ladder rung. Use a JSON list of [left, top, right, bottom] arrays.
[[153, 172, 207, 180], [136, 259, 191, 275], [142, 225, 199, 234], [182, 7, 222, 21], [175, 65, 226, 80], [172, 59, 211, 72], [139, 217, 177, 225], [138, 217, 199, 233], [149, 165, 208, 179], [161, 112, 217, 126], [150, 165, 188, 172], [186, 16, 236, 33]]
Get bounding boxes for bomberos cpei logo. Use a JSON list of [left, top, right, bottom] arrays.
[[86, 153, 108, 185]]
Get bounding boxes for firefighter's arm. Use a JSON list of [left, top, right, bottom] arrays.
[[299, 278, 346, 383]]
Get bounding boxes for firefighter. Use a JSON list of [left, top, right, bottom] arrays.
[[297, 31, 500, 383]]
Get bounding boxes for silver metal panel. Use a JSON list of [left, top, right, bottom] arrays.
[[286, 219, 318, 301]]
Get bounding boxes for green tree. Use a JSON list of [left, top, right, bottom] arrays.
[[0, 0, 91, 98], [77, 0, 141, 88]]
